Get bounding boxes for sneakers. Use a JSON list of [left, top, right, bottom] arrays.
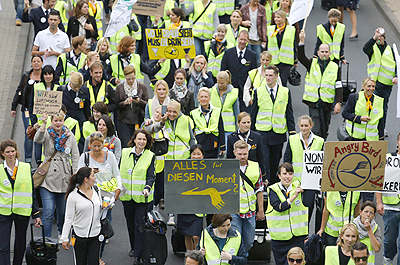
[[16, 19, 22, 26], [383, 257, 393, 265], [167, 215, 175, 226], [385, 129, 389, 138], [153, 204, 159, 212]]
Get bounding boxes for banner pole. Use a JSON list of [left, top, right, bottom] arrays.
[[302, 0, 313, 31], [349, 191, 353, 224]]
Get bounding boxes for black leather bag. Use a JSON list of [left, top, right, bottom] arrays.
[[288, 66, 301, 86], [151, 138, 168, 156], [100, 218, 115, 239]]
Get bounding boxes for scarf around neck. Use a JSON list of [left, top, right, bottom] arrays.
[[48, 125, 71, 152]]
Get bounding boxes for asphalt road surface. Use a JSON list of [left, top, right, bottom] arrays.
[[11, 0, 400, 264]]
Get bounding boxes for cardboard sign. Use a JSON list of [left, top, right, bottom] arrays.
[[321, 141, 387, 192], [382, 154, 400, 193], [301, 151, 323, 190], [164, 159, 240, 214], [33, 90, 63, 115], [288, 0, 314, 25], [133, 0, 166, 17], [145, 28, 196, 60]]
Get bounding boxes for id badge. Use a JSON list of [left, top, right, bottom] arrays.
[[70, 236, 76, 246], [79, 101, 84, 109], [25, 110, 30, 118]]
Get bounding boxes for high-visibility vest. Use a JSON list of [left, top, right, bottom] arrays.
[[163, 20, 191, 29], [325, 246, 356, 265], [356, 223, 378, 265], [264, 1, 279, 25], [325, 191, 360, 237], [165, 115, 194, 159], [153, 130, 168, 174], [54, 0, 69, 31], [154, 59, 187, 83], [239, 161, 260, 214], [224, 24, 247, 46], [57, 52, 87, 85], [205, 40, 234, 78], [255, 85, 288, 133], [109, 15, 142, 54], [248, 69, 267, 90], [214, 0, 234, 16], [199, 229, 241, 265], [0, 162, 33, 217], [119, 148, 155, 203], [345, 92, 383, 141], [367, 44, 396, 86], [304, 59, 338, 104], [210, 86, 238, 132], [289, 133, 324, 183], [272, 0, 279, 11], [82, 121, 96, 139], [109, 53, 144, 83], [316, 23, 345, 61], [266, 180, 308, 240], [64, 117, 81, 145], [85, 80, 109, 107], [191, 107, 221, 137], [88, 0, 103, 39], [189, 0, 216, 39], [33, 82, 59, 125], [267, 25, 295, 65]]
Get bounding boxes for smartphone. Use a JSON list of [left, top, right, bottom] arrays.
[[133, 95, 139, 99], [93, 168, 99, 173], [162, 105, 167, 115]]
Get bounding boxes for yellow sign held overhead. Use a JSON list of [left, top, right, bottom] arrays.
[[145, 28, 196, 60]]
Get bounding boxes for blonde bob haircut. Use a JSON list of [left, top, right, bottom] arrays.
[[339, 223, 359, 248], [51, 111, 65, 121], [95, 37, 112, 54], [70, 71, 84, 87], [328, 8, 341, 19], [217, 70, 232, 84], [231, 10, 242, 18], [274, 10, 289, 25], [124, 65, 136, 76], [168, 100, 181, 115], [237, 112, 251, 123], [217, 24, 227, 32], [297, 114, 313, 126], [362, 77, 376, 88], [260, 51, 272, 62], [198, 87, 211, 98], [154, 80, 169, 96], [89, 131, 105, 144], [188, 55, 208, 75], [287, 247, 305, 261]]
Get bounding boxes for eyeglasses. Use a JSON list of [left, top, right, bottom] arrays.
[[353, 256, 368, 262], [288, 258, 303, 264]]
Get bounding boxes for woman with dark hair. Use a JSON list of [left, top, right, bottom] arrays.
[[177, 144, 206, 251], [11, 55, 43, 164], [82, 101, 109, 139], [83, 115, 122, 162], [169, 68, 195, 115], [153, 7, 190, 29], [0, 139, 41, 265], [119, 129, 156, 263], [61, 167, 102, 265], [66, 0, 98, 50], [199, 214, 247, 265]]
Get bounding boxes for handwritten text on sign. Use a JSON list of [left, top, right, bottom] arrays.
[[382, 155, 400, 193], [301, 151, 323, 190], [164, 159, 240, 214], [133, 0, 166, 17], [33, 90, 63, 115], [146, 28, 196, 60]]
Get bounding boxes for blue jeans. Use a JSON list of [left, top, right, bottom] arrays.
[[194, 37, 206, 57], [231, 214, 256, 253], [21, 111, 42, 163], [247, 43, 262, 65], [40, 188, 66, 237], [382, 210, 400, 264], [224, 132, 233, 149], [13, 0, 23, 20]]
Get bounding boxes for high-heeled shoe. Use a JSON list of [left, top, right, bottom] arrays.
[[349, 34, 358, 40]]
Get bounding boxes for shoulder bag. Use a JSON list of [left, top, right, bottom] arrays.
[[33, 150, 58, 188]]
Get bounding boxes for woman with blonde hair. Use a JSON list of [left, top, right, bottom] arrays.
[[144, 80, 171, 123], [225, 10, 248, 46], [325, 223, 360, 265], [95, 37, 112, 66], [210, 70, 239, 143], [287, 247, 305, 265], [243, 51, 282, 107], [187, 55, 214, 105]]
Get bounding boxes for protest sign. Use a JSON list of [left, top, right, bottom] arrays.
[[104, 0, 137, 38], [164, 159, 240, 214], [33, 90, 63, 115], [382, 154, 400, 193], [393, 43, 400, 118], [301, 151, 323, 190], [321, 141, 387, 192], [133, 0, 165, 17], [288, 0, 314, 26], [146, 28, 196, 60]]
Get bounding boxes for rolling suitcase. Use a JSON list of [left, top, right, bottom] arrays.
[[171, 226, 186, 254], [25, 224, 59, 265], [142, 210, 168, 265], [321, 0, 336, 10], [247, 221, 272, 262], [341, 62, 357, 102]]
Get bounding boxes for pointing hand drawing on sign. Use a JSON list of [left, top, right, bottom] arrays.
[[339, 161, 369, 179], [181, 187, 231, 210]]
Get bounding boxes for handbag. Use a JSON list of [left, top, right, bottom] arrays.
[[32, 150, 58, 188], [100, 218, 114, 239], [288, 66, 301, 86], [26, 125, 37, 140]]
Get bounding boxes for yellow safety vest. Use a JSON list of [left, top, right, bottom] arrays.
[[239, 161, 260, 214], [57, 52, 87, 85], [64, 117, 81, 145], [191, 107, 221, 137], [224, 24, 247, 46], [214, 0, 234, 16], [266, 180, 308, 240], [345, 92, 383, 141], [0, 163, 33, 217], [163, 20, 191, 29], [54, 0, 69, 31], [325, 246, 355, 265], [267, 25, 295, 65], [205, 40, 234, 78], [85, 80, 109, 107], [325, 191, 360, 237], [356, 223, 378, 265], [304, 59, 338, 103], [255, 85, 288, 134], [289, 133, 324, 183], [119, 148, 155, 203], [316, 23, 345, 61], [367, 44, 396, 86], [154, 59, 187, 84], [165, 115, 194, 159], [109, 53, 144, 84], [88, 0, 103, 39], [153, 130, 168, 174], [150, 0, 176, 25], [82, 121, 96, 139], [189, 0, 216, 39], [110, 15, 142, 54], [210, 86, 238, 132]]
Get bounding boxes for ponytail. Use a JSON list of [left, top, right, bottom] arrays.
[[65, 167, 92, 199]]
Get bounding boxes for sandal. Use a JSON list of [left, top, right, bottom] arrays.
[[99, 259, 106, 265]]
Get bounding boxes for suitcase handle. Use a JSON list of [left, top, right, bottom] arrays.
[[30, 223, 46, 247], [340, 61, 350, 87]]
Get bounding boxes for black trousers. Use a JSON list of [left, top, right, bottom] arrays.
[[117, 121, 137, 148], [73, 235, 101, 265], [260, 131, 284, 185], [309, 106, 332, 140], [122, 200, 147, 258], [0, 214, 30, 265], [276, 63, 292, 87], [154, 171, 164, 206]]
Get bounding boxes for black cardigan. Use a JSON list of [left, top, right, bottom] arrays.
[[66, 15, 98, 40]]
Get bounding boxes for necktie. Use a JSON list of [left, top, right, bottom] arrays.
[[270, 88, 275, 102], [239, 50, 243, 60], [45, 10, 49, 18]]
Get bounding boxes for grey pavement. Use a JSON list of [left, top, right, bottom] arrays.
[[3, 0, 400, 264]]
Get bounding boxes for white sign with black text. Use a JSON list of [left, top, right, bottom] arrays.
[[300, 151, 323, 190]]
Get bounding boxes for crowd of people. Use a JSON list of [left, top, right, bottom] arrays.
[[2, 0, 399, 264]]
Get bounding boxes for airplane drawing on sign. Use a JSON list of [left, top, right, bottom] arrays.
[[339, 161, 369, 179], [181, 187, 231, 210]]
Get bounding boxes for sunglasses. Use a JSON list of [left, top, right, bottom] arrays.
[[288, 258, 303, 263], [353, 256, 368, 262], [90, 132, 104, 138]]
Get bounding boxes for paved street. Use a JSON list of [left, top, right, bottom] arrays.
[[4, 0, 400, 263]]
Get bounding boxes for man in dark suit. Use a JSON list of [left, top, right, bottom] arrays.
[[251, 65, 296, 185], [22, 0, 65, 37], [221, 30, 257, 112]]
